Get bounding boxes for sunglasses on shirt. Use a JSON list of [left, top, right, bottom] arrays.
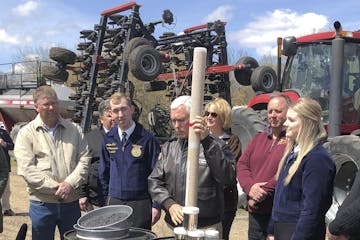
[[204, 111, 218, 118]]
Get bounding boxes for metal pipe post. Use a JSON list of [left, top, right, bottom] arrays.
[[329, 22, 344, 137]]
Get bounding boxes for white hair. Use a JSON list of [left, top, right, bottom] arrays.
[[170, 95, 191, 113]]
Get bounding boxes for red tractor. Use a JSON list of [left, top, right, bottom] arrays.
[[232, 21, 360, 222]]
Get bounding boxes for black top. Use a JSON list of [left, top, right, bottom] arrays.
[[0, 128, 14, 172], [328, 170, 360, 239]]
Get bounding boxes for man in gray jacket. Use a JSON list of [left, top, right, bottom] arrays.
[[148, 95, 236, 235], [14, 85, 90, 240]]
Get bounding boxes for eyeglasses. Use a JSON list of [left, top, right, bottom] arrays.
[[37, 102, 58, 109], [204, 111, 218, 118]]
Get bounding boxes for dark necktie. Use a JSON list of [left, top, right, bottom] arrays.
[[121, 132, 127, 151]]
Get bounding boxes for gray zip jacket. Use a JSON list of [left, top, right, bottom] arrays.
[[148, 135, 236, 228]]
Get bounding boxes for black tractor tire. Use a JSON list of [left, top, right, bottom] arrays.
[[234, 56, 259, 86], [42, 65, 69, 82], [49, 47, 77, 65], [144, 81, 168, 92], [128, 45, 162, 81], [131, 100, 141, 122], [231, 107, 267, 152], [323, 135, 360, 224], [258, 109, 268, 122], [148, 104, 173, 140], [250, 66, 277, 93], [123, 37, 151, 61], [10, 122, 28, 143]]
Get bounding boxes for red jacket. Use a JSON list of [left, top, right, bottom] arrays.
[[237, 130, 286, 214]]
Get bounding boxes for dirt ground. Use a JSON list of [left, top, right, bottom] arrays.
[[2, 171, 249, 240]]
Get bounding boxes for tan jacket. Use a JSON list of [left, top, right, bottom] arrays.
[[14, 115, 90, 203]]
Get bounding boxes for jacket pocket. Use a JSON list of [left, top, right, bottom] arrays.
[[37, 161, 51, 171]]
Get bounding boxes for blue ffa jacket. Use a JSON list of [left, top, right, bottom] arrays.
[[270, 143, 336, 240], [99, 123, 160, 201]]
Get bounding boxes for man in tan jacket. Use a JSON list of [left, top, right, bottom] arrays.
[[14, 85, 90, 240]]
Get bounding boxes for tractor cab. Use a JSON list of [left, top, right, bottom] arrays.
[[280, 30, 360, 133]]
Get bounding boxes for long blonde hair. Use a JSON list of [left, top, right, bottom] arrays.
[[276, 98, 327, 185]]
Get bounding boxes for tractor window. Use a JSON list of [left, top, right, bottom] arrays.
[[344, 43, 360, 96], [283, 44, 331, 112], [343, 43, 360, 123], [282, 42, 360, 124]]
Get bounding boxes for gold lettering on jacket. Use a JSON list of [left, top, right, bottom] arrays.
[[106, 142, 118, 153]]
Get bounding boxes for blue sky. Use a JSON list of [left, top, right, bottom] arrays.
[[1, 0, 360, 66]]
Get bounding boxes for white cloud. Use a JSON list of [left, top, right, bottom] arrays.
[[0, 1, 88, 61], [229, 9, 328, 57], [24, 36, 33, 43], [203, 5, 233, 23], [12, 1, 39, 17], [0, 29, 20, 44]]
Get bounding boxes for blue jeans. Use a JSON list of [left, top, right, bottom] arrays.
[[29, 200, 80, 240]]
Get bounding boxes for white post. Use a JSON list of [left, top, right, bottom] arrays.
[[185, 47, 207, 207]]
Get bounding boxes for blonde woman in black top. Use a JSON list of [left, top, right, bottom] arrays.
[[205, 97, 241, 240]]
